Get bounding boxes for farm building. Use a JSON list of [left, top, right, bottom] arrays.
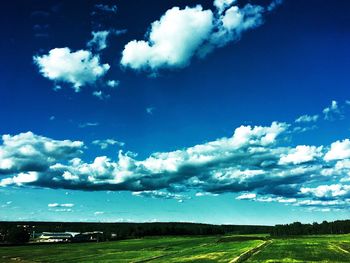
[[37, 232, 80, 242], [36, 231, 104, 243]]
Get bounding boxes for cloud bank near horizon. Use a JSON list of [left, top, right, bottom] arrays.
[[1, 102, 350, 211]]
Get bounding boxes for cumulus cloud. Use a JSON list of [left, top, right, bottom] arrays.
[[121, 6, 213, 70], [324, 139, 350, 161], [278, 145, 323, 165], [121, 0, 271, 71], [0, 132, 83, 175], [300, 184, 350, 199], [0, 172, 38, 187], [92, 139, 125, 149], [33, 48, 110, 92], [295, 114, 319, 123], [214, 0, 236, 13], [2, 120, 350, 210]]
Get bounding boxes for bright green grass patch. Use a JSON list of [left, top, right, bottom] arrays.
[[247, 234, 350, 263]]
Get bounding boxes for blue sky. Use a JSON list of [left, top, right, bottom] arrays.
[[1, 0, 350, 224]]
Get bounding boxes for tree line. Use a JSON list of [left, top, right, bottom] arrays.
[[2, 219, 350, 244], [0, 221, 270, 244], [271, 220, 350, 236]]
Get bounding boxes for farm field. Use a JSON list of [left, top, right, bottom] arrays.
[[1, 234, 350, 262], [0, 235, 264, 263], [247, 234, 350, 263]]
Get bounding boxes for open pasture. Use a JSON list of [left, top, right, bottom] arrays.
[[0, 235, 263, 263], [247, 234, 350, 263], [1, 234, 350, 262]]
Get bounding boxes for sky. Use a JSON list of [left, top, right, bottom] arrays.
[[1, 0, 350, 225]]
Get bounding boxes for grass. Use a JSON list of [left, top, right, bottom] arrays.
[[0, 235, 263, 263], [246, 234, 350, 263], [2, 234, 350, 262]]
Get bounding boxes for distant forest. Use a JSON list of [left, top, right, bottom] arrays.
[[271, 220, 350, 236], [1, 220, 350, 244]]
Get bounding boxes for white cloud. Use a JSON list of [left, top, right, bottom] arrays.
[[121, 6, 213, 70], [3, 120, 350, 210], [279, 145, 323, 165], [106, 80, 120, 88], [214, 0, 236, 13], [300, 184, 350, 199], [195, 192, 219, 197], [323, 100, 342, 120], [121, 1, 267, 71], [295, 114, 319, 123], [0, 172, 38, 187], [92, 90, 110, 100], [132, 190, 189, 202], [52, 208, 73, 212], [92, 139, 125, 149], [87, 31, 110, 51], [292, 125, 317, 134], [0, 132, 83, 174], [18, 122, 289, 192], [79, 122, 99, 128], [324, 139, 350, 161], [94, 211, 104, 215], [236, 193, 256, 200], [34, 48, 110, 92], [48, 203, 74, 208]]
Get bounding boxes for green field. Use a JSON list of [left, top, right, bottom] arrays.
[[1, 234, 350, 262], [246, 234, 350, 263], [0, 235, 264, 263]]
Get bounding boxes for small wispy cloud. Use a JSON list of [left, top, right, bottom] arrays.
[[146, 107, 155, 115], [295, 114, 319, 123], [92, 139, 125, 149], [92, 90, 110, 100], [323, 100, 343, 120], [48, 203, 74, 208], [94, 211, 104, 215], [79, 122, 99, 128], [106, 80, 120, 89], [133, 191, 190, 203], [236, 193, 256, 200], [93, 4, 117, 14], [87, 30, 110, 51]]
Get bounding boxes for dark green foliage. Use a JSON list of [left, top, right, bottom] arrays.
[[1, 226, 30, 244], [271, 220, 350, 236], [0, 221, 272, 244]]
